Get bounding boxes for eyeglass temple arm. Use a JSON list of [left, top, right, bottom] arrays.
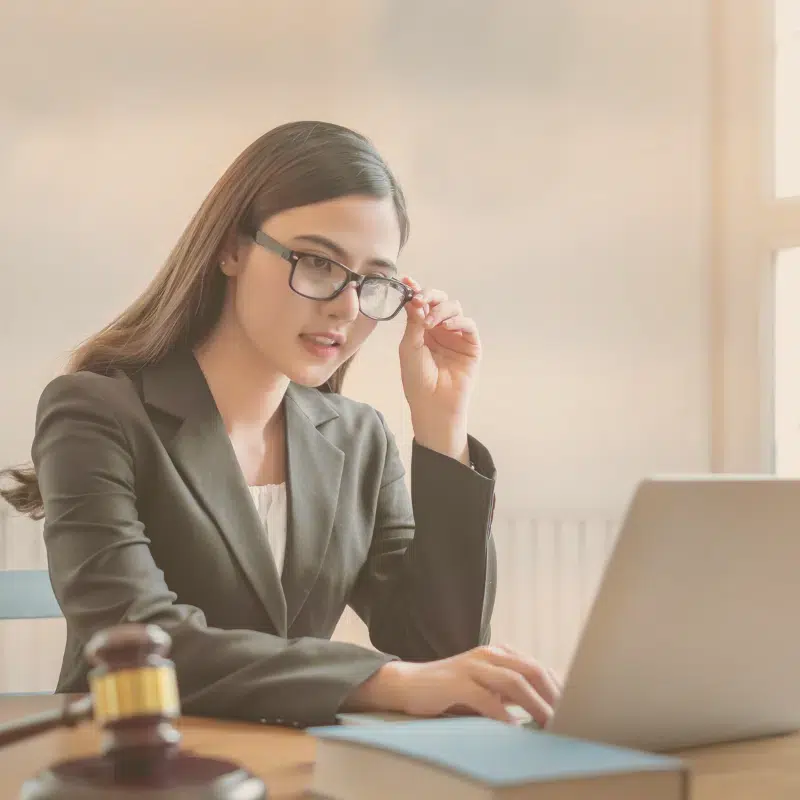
[[252, 230, 292, 261]]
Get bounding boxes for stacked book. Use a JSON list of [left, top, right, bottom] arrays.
[[307, 715, 688, 799]]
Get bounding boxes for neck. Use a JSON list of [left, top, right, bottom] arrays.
[[194, 322, 289, 433]]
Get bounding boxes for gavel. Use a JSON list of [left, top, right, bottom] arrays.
[[0, 623, 267, 799]]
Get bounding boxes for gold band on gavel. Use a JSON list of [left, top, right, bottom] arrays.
[[89, 665, 181, 723]]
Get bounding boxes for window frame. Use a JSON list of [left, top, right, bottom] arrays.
[[711, 0, 800, 473]]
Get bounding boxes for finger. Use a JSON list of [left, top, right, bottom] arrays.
[[402, 281, 450, 320], [429, 320, 481, 358], [447, 685, 515, 724], [416, 287, 449, 311], [401, 275, 423, 294], [400, 299, 428, 351], [403, 293, 428, 322], [546, 667, 564, 694], [425, 299, 462, 329], [400, 277, 427, 298], [399, 280, 428, 331], [469, 661, 554, 727], [440, 315, 480, 343], [486, 646, 561, 706], [401, 277, 425, 302], [475, 646, 560, 709]]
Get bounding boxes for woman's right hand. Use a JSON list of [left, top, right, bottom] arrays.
[[346, 645, 561, 726]]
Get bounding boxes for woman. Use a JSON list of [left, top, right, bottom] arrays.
[[0, 121, 558, 728]]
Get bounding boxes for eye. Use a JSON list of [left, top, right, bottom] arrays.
[[297, 254, 336, 272], [366, 269, 394, 280]]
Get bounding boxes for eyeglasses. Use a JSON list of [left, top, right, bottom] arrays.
[[252, 230, 414, 321]]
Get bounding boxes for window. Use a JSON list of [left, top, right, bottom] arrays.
[[773, 248, 800, 473], [775, 0, 800, 198], [713, 0, 800, 473], [771, 1, 800, 474]]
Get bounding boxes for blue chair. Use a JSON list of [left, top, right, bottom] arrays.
[[0, 569, 62, 620], [0, 569, 62, 695]]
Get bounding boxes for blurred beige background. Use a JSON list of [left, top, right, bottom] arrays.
[[1, 0, 798, 690], [1, 0, 714, 511]]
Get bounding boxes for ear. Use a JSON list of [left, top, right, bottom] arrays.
[[218, 229, 247, 277], [219, 256, 241, 277]]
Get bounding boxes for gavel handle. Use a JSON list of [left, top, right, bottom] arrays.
[[0, 694, 93, 749]]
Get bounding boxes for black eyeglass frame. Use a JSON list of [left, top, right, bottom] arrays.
[[251, 229, 415, 321]]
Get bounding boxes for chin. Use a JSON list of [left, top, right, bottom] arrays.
[[285, 363, 339, 389], [280, 341, 357, 389]]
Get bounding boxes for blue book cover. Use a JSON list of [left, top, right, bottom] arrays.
[[309, 717, 684, 789]]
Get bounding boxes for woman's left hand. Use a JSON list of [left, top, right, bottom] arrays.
[[398, 278, 481, 461]]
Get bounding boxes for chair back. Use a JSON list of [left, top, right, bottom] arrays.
[[0, 569, 62, 620]]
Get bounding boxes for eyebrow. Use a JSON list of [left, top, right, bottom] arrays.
[[291, 234, 397, 273]]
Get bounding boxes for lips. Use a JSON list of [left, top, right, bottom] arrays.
[[298, 332, 345, 360], [300, 331, 345, 346], [302, 334, 341, 347]]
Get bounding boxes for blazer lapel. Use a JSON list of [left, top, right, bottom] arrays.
[[140, 351, 288, 637], [281, 384, 344, 629]]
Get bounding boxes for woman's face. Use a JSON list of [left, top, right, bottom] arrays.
[[220, 194, 403, 388]]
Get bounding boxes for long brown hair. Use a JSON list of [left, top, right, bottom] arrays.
[[1, 120, 410, 519]]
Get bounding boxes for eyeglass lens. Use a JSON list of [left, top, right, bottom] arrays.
[[292, 255, 406, 320]]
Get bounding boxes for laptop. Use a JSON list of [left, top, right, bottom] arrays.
[[545, 475, 800, 752], [340, 476, 800, 753]]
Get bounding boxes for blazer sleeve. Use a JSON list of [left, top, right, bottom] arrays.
[[348, 410, 498, 660], [32, 374, 395, 727]]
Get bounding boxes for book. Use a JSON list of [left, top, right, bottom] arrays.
[[337, 704, 538, 728], [308, 716, 688, 799]]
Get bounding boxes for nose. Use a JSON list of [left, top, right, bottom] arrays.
[[325, 280, 360, 322]]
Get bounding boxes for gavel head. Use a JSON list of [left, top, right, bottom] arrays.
[[84, 624, 182, 774]]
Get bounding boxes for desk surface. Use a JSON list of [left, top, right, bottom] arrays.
[[0, 694, 315, 798], [2, 695, 800, 799]]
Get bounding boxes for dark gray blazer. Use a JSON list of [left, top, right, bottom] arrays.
[[31, 349, 497, 726]]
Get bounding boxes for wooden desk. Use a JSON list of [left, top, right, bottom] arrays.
[[0, 695, 315, 798], [2, 695, 800, 799]]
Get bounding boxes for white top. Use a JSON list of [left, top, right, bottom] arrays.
[[247, 483, 288, 576]]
